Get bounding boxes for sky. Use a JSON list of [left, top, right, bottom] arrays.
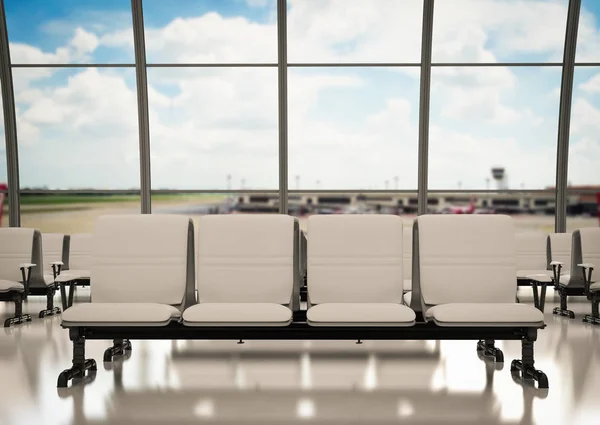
[[0, 0, 599, 190]]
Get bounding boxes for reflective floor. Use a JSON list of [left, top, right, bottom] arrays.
[[1, 289, 599, 425]]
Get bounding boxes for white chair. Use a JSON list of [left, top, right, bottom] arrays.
[[55, 233, 92, 309], [0, 228, 41, 327], [183, 214, 298, 327], [60, 233, 92, 280], [8, 229, 59, 319], [33, 233, 68, 318], [306, 215, 415, 327], [412, 215, 547, 388], [58, 214, 195, 388], [516, 232, 551, 280], [547, 232, 578, 318], [42, 233, 68, 279], [561, 228, 600, 324], [515, 232, 551, 311], [548, 232, 572, 275]]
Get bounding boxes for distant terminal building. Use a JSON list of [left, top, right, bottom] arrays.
[[564, 185, 600, 216], [234, 185, 600, 216], [235, 190, 557, 215]]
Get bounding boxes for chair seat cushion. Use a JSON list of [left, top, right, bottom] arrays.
[[183, 303, 292, 327], [559, 274, 570, 285], [61, 303, 181, 327], [55, 270, 91, 283], [523, 273, 553, 283], [0, 280, 24, 293], [517, 270, 553, 280], [307, 303, 415, 327], [425, 303, 544, 327], [590, 282, 600, 292]]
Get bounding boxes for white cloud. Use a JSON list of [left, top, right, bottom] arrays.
[[433, 0, 569, 62], [10, 27, 99, 65], [144, 13, 277, 63], [15, 69, 140, 188], [579, 73, 600, 93]]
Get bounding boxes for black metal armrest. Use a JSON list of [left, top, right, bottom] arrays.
[[578, 263, 594, 296], [19, 263, 36, 296], [550, 261, 563, 289]]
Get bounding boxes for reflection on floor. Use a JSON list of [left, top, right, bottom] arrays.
[[1, 288, 599, 425]]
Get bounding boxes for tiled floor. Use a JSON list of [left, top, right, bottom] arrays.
[[1, 289, 599, 425]]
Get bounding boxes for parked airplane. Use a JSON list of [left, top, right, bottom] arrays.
[[438, 197, 477, 214]]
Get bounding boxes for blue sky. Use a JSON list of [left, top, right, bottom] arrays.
[[1, 0, 600, 190]]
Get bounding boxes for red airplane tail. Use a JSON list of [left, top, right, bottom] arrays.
[[0, 183, 7, 227], [467, 196, 476, 214]]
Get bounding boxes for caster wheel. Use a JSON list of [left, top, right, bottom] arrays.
[[537, 372, 549, 389], [57, 371, 69, 388], [568, 311, 575, 319], [510, 360, 519, 372], [495, 350, 504, 363], [39, 311, 46, 318], [103, 349, 113, 363], [89, 359, 97, 371]]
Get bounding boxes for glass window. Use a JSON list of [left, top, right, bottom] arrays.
[[148, 67, 278, 189], [576, 0, 600, 62], [288, 67, 420, 190], [4, 0, 134, 64], [20, 193, 141, 234], [288, 0, 423, 64], [428, 66, 561, 190], [13, 68, 140, 189], [142, 0, 277, 64], [432, 0, 569, 63], [566, 67, 600, 231]]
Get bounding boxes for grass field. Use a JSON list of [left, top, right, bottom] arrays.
[[18, 193, 228, 206]]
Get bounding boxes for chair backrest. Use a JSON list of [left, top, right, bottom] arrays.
[[300, 230, 308, 278], [196, 214, 299, 309], [0, 228, 44, 283], [68, 233, 92, 271], [91, 215, 195, 308], [413, 215, 516, 310], [547, 233, 572, 271], [403, 226, 413, 290], [570, 228, 600, 282], [515, 232, 548, 271], [307, 214, 404, 305], [41, 233, 69, 275]]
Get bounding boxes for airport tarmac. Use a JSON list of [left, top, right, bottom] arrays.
[[5, 200, 598, 234]]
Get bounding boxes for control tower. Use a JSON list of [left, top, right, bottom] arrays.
[[491, 167, 508, 190]]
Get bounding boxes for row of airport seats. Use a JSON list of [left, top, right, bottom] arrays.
[[515, 230, 600, 323], [56, 213, 550, 390], [0, 230, 91, 326]]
